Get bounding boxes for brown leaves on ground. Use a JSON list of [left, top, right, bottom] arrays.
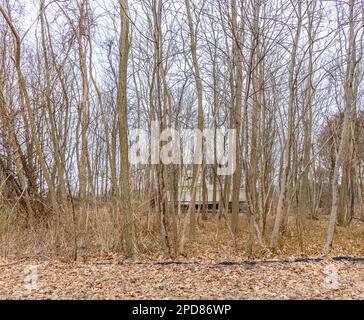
[[0, 217, 363, 299], [1, 257, 364, 300]]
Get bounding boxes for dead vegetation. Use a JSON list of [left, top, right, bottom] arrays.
[[1, 0, 364, 300], [1, 257, 364, 300], [1, 204, 363, 261]]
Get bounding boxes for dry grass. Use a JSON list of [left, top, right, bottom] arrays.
[[179, 214, 364, 262], [1, 204, 364, 300], [1, 200, 363, 262]]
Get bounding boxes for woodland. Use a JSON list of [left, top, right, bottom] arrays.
[[0, 0, 364, 300]]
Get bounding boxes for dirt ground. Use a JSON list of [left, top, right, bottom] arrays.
[[1, 257, 364, 299]]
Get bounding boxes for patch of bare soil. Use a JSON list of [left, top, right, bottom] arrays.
[[1, 257, 364, 299]]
